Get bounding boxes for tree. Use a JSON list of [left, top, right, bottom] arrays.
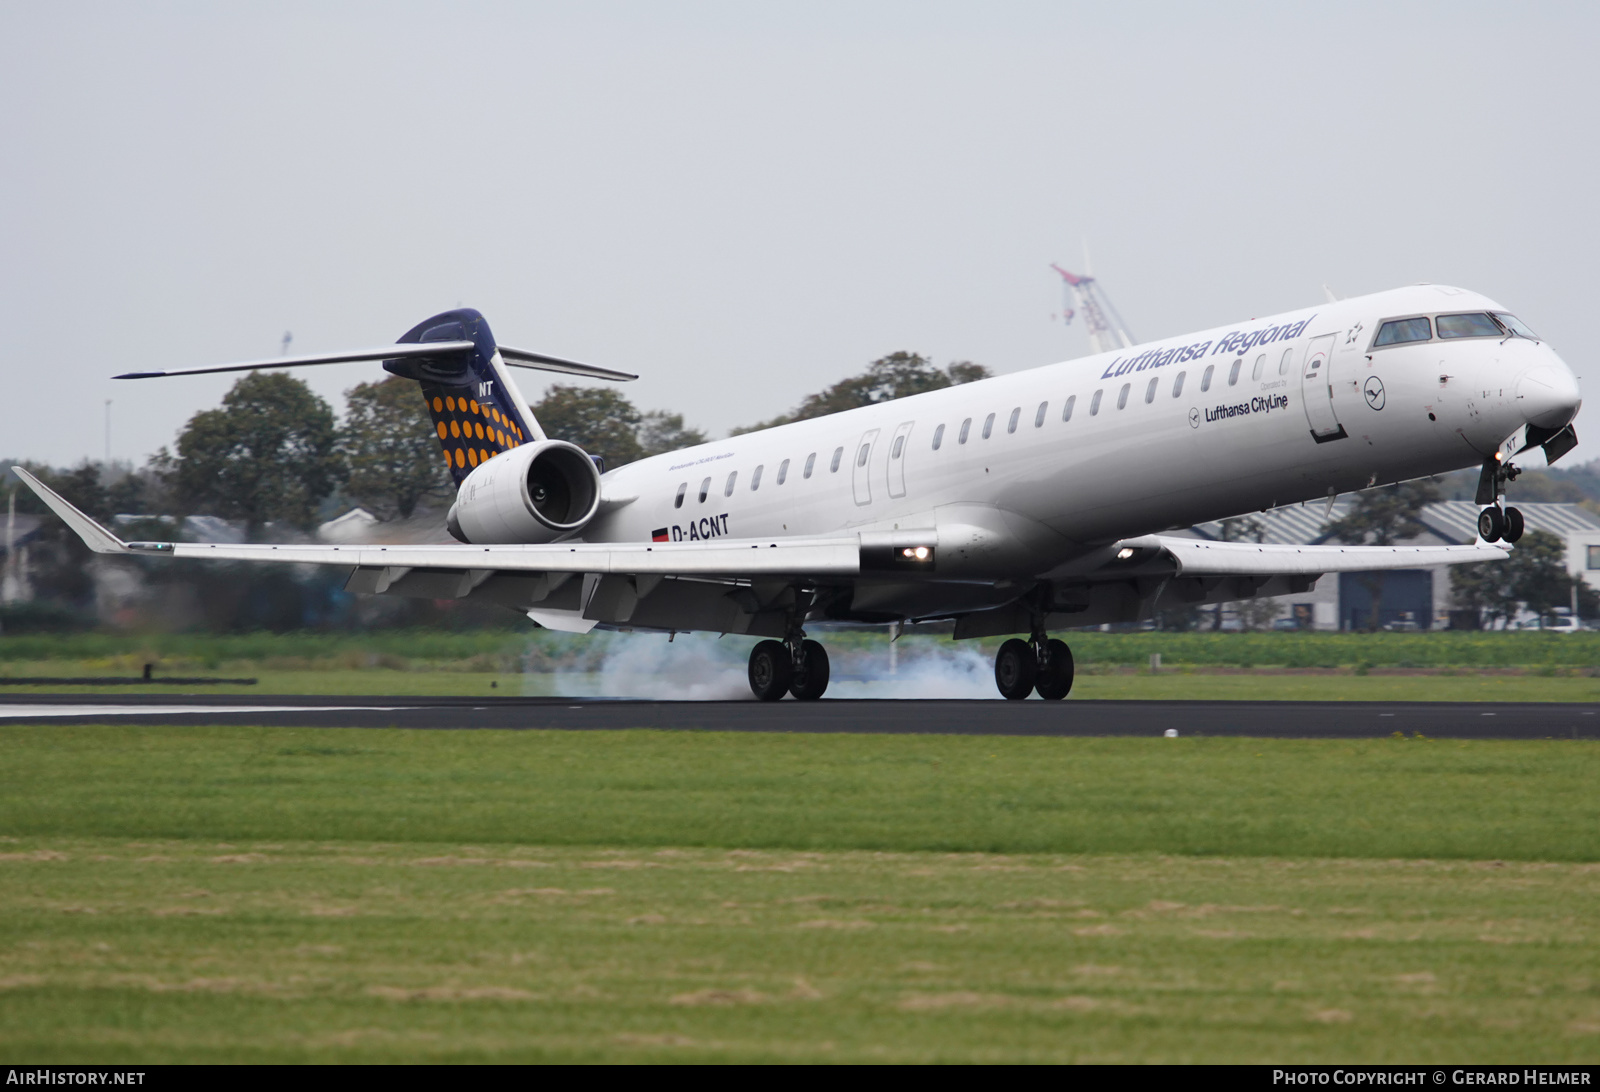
[[638, 411, 708, 458], [1508, 529, 1575, 624], [1325, 479, 1442, 630], [733, 352, 993, 433], [533, 385, 643, 467], [1451, 529, 1577, 628], [1210, 516, 1267, 629], [340, 376, 454, 520], [172, 372, 341, 531], [1448, 559, 1516, 629]]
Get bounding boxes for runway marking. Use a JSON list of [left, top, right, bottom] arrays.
[[0, 704, 416, 719]]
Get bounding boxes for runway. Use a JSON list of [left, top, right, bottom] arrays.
[[0, 693, 1595, 738]]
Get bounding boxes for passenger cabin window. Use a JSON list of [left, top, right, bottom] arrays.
[[698, 477, 711, 503], [1437, 312, 1503, 339], [1007, 408, 1020, 434], [932, 423, 945, 449], [1252, 354, 1265, 381], [1172, 371, 1186, 398], [804, 453, 816, 479], [1144, 377, 1158, 404], [892, 435, 904, 459], [959, 418, 971, 443], [1374, 316, 1431, 346], [1035, 401, 1048, 427], [830, 447, 843, 472], [1228, 358, 1242, 386], [1201, 365, 1214, 392], [856, 443, 870, 468], [1117, 383, 1130, 409], [1090, 389, 1103, 416], [674, 482, 687, 509], [1062, 395, 1076, 422], [1279, 348, 1294, 375], [724, 471, 738, 496], [777, 458, 789, 485], [750, 465, 763, 490], [982, 413, 995, 439]]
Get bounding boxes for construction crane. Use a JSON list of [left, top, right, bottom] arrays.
[[1051, 262, 1135, 356]]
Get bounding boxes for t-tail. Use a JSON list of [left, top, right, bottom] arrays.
[[386, 309, 541, 486], [113, 308, 637, 489]]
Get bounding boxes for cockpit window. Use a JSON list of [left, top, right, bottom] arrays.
[[1373, 317, 1431, 346], [1436, 312, 1503, 339], [1493, 312, 1539, 339]]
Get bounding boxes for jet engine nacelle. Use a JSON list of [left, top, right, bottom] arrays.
[[446, 440, 601, 544]]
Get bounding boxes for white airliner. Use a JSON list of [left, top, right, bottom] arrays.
[[16, 283, 1581, 700]]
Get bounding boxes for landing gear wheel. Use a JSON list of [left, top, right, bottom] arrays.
[[1478, 506, 1506, 543], [789, 640, 831, 701], [1034, 639, 1075, 700], [748, 640, 793, 701], [994, 638, 1038, 701], [1504, 506, 1525, 543]]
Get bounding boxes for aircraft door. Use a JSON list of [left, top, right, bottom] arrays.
[[852, 428, 879, 506], [1299, 333, 1348, 442], [886, 421, 914, 499]]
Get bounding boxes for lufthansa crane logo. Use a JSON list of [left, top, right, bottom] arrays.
[[1363, 376, 1386, 411], [1188, 407, 1200, 429]]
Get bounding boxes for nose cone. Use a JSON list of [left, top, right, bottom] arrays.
[[1518, 363, 1582, 430]]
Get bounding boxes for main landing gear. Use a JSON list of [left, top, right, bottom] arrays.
[[994, 634, 1075, 701], [748, 635, 831, 702]]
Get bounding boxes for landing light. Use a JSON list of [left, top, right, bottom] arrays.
[[1116, 547, 1136, 560], [900, 546, 932, 561]]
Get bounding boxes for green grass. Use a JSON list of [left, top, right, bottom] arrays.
[[5, 725, 1600, 1061], [4, 628, 1600, 668], [2, 667, 1599, 701], [2, 838, 1597, 1063], [4, 726, 1600, 862]]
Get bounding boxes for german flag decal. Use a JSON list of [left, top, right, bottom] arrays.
[[651, 528, 670, 543]]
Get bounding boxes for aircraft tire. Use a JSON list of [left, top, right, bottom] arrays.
[[748, 640, 793, 702], [994, 638, 1038, 701], [1034, 639, 1074, 700], [1504, 506, 1525, 543], [789, 640, 831, 701], [1477, 506, 1505, 542]]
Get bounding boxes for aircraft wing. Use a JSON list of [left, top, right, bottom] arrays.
[[1121, 534, 1510, 575], [15, 465, 1507, 591], [10, 467, 859, 577]]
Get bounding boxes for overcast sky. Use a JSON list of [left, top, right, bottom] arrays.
[[3, 1, 1595, 470]]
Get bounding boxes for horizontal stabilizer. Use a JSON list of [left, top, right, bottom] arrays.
[[497, 346, 637, 382], [113, 341, 476, 380], [1122, 534, 1510, 576]]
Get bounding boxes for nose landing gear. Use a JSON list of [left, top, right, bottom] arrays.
[[993, 633, 1075, 701], [1474, 456, 1526, 544]]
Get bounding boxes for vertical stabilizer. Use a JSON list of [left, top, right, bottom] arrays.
[[385, 309, 544, 486]]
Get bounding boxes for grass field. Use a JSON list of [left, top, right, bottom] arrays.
[[3, 666, 1600, 702], [4, 626, 1600, 702], [2, 725, 1599, 1062]]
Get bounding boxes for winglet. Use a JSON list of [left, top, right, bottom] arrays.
[[9, 467, 130, 555]]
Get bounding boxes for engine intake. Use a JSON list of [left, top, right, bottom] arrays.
[[446, 440, 601, 544]]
